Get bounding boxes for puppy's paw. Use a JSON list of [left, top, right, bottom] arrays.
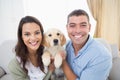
[[42, 52, 51, 66], [54, 54, 62, 68]]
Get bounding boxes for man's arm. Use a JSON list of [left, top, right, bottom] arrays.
[[80, 56, 112, 80], [62, 60, 77, 80], [62, 55, 112, 80]]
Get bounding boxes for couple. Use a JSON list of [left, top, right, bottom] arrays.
[[8, 9, 112, 80]]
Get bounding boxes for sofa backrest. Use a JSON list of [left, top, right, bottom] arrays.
[[0, 40, 16, 73]]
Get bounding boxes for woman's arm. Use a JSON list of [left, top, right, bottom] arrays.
[[8, 58, 29, 80]]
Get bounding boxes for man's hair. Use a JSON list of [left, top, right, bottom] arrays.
[[67, 9, 90, 22]]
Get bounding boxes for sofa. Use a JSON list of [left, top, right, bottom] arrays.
[[0, 38, 120, 80], [0, 40, 16, 80]]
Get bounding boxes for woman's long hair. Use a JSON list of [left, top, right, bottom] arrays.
[[15, 16, 44, 73]]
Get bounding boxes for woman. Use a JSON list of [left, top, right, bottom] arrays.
[[8, 16, 54, 80]]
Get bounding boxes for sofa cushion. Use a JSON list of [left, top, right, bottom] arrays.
[[110, 44, 119, 58], [0, 73, 13, 80], [0, 66, 6, 78], [0, 40, 16, 73], [109, 57, 120, 80]]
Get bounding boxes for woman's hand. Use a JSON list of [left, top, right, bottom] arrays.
[[48, 57, 55, 72], [43, 57, 55, 80], [48, 50, 66, 72]]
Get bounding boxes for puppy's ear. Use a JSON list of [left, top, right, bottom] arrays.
[[42, 34, 50, 47], [60, 34, 66, 46]]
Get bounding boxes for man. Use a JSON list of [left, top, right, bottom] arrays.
[[62, 9, 112, 80]]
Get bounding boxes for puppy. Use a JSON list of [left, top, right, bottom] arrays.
[[42, 28, 66, 68], [42, 28, 66, 80]]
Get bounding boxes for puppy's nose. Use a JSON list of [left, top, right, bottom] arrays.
[[54, 39, 58, 45]]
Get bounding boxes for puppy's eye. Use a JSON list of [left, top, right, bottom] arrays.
[[48, 34, 52, 37], [57, 33, 60, 36]]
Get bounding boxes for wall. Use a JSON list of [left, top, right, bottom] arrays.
[[0, 0, 24, 45], [23, 0, 96, 40], [0, 0, 96, 44]]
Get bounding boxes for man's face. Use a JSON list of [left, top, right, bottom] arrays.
[[66, 15, 91, 46]]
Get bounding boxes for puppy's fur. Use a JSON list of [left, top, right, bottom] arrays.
[[42, 28, 66, 68], [42, 28, 66, 80]]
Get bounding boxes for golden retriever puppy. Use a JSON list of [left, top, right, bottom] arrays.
[[42, 28, 66, 68]]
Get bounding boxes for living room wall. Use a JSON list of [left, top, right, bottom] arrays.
[[0, 0, 24, 45], [0, 0, 96, 45]]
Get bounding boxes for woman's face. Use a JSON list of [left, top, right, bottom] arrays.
[[22, 22, 42, 53]]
